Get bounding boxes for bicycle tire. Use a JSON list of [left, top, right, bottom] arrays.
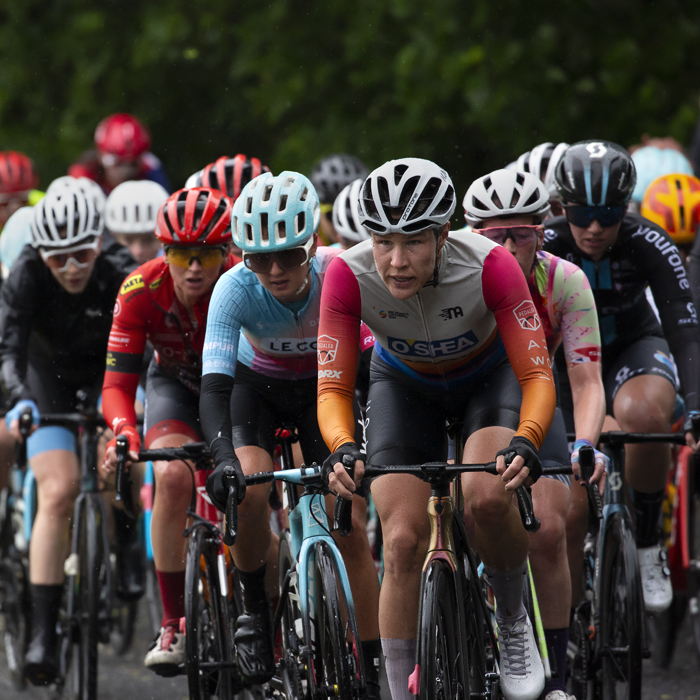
[[418, 559, 470, 700], [278, 531, 305, 699], [312, 540, 361, 700], [185, 526, 233, 700], [598, 512, 643, 700], [686, 450, 700, 662]]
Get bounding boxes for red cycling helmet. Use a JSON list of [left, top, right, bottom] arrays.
[[199, 154, 270, 202], [94, 113, 151, 160], [0, 151, 39, 194], [156, 187, 232, 246]]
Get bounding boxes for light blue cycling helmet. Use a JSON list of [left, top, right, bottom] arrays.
[[631, 146, 693, 203], [232, 171, 320, 253]]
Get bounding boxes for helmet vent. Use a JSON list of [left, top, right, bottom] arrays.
[[398, 176, 420, 207], [284, 175, 296, 187], [377, 177, 391, 206], [394, 164, 409, 184], [491, 192, 503, 209], [523, 190, 540, 207], [279, 195, 288, 213], [300, 187, 308, 202], [296, 211, 305, 234], [483, 176, 492, 190], [260, 213, 269, 242], [262, 185, 273, 203], [515, 172, 525, 186], [245, 196, 253, 215], [433, 186, 455, 216], [244, 223, 253, 244], [276, 220, 287, 240]]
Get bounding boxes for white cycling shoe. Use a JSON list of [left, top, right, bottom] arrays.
[[543, 692, 575, 700], [638, 545, 673, 613], [144, 622, 185, 676], [498, 614, 545, 700]]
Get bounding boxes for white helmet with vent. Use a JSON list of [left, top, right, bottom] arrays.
[[47, 175, 107, 214], [332, 179, 368, 243], [358, 158, 456, 234], [105, 180, 169, 234], [463, 169, 550, 226]]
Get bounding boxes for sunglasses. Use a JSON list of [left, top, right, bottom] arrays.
[[164, 246, 226, 269], [242, 236, 315, 274], [477, 225, 543, 247], [564, 204, 626, 228], [40, 239, 100, 272]]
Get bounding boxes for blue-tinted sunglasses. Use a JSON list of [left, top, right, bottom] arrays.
[[564, 204, 626, 228]]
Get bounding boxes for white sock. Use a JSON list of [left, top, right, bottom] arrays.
[[381, 638, 416, 700]]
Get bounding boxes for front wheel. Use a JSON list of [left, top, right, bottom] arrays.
[[0, 542, 29, 689], [185, 526, 233, 700], [597, 513, 643, 700], [312, 541, 362, 700], [417, 560, 470, 700]]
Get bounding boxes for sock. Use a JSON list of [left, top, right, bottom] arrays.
[[155, 569, 186, 626], [238, 564, 268, 613], [29, 584, 62, 645], [382, 638, 415, 700], [484, 560, 527, 626], [542, 627, 569, 694], [361, 638, 382, 693], [632, 489, 664, 548], [113, 505, 138, 545]]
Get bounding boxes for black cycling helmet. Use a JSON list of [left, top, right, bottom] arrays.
[[554, 140, 636, 206], [310, 154, 369, 205]]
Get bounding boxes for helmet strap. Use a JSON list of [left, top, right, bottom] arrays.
[[294, 256, 315, 296], [426, 228, 442, 287]]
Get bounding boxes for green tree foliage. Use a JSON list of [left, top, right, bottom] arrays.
[[1, 0, 699, 202]]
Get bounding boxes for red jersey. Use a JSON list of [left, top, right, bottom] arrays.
[[102, 254, 238, 435]]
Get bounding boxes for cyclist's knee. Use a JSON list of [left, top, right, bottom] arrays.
[[382, 524, 428, 580], [468, 485, 513, 527], [529, 511, 566, 560], [237, 482, 272, 522], [614, 378, 675, 431], [38, 476, 78, 518], [153, 459, 191, 503]]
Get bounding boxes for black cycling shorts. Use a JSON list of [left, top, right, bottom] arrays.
[[558, 335, 676, 415], [365, 355, 521, 467], [230, 362, 330, 467], [144, 361, 202, 447]]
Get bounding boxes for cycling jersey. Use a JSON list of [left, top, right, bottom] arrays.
[[0, 240, 136, 407], [101, 254, 238, 436], [317, 232, 556, 453], [202, 247, 339, 380], [529, 250, 601, 364], [543, 213, 700, 413], [69, 150, 171, 193]]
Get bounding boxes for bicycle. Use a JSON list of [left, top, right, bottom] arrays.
[[222, 427, 366, 700], [0, 408, 34, 689], [117, 438, 243, 700]]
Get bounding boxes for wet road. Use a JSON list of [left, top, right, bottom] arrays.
[[1, 600, 698, 699]]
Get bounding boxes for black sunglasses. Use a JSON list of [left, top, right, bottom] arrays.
[[564, 204, 626, 228]]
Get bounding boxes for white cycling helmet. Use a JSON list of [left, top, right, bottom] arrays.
[[358, 158, 456, 234], [105, 180, 169, 235], [47, 175, 107, 214], [463, 169, 550, 226], [232, 171, 320, 253], [332, 179, 369, 243], [32, 180, 103, 248], [184, 170, 201, 189], [510, 143, 569, 199]]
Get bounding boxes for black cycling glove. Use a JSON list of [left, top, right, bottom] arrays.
[[495, 435, 542, 484], [205, 437, 246, 512], [683, 410, 700, 441], [321, 442, 365, 490]]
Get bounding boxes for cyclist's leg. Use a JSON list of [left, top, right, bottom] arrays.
[[607, 337, 676, 611], [143, 365, 201, 672], [365, 363, 441, 700]]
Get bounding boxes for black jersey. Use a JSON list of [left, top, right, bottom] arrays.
[[543, 212, 700, 412], [0, 238, 136, 407]]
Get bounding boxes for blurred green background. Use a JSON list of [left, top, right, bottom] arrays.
[[2, 0, 699, 199]]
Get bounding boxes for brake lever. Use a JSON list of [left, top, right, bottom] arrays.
[[578, 445, 602, 521], [333, 454, 355, 537], [222, 465, 239, 546], [115, 434, 136, 519]]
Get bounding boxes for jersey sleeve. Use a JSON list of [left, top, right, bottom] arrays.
[[556, 259, 602, 366], [482, 246, 556, 448], [317, 256, 363, 453], [201, 273, 245, 378], [102, 271, 149, 434]]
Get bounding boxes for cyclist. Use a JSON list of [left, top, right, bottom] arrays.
[[105, 180, 169, 264], [310, 153, 369, 245], [0, 150, 42, 229], [101, 187, 236, 675], [544, 140, 700, 614], [332, 178, 370, 249], [0, 181, 135, 685], [465, 168, 605, 699], [629, 143, 693, 212], [317, 157, 556, 700], [508, 142, 569, 218], [69, 113, 171, 193], [201, 171, 382, 694]]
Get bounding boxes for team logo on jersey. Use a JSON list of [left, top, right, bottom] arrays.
[[120, 274, 144, 296], [318, 369, 342, 379], [149, 276, 164, 291], [379, 310, 409, 319], [113, 299, 121, 317], [387, 330, 478, 358], [513, 301, 541, 331], [439, 306, 463, 320], [317, 335, 339, 365]]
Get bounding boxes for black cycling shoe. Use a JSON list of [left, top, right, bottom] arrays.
[[234, 608, 275, 685], [364, 679, 382, 700], [24, 625, 58, 686]]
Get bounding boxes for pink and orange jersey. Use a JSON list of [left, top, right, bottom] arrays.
[[317, 231, 556, 452]]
